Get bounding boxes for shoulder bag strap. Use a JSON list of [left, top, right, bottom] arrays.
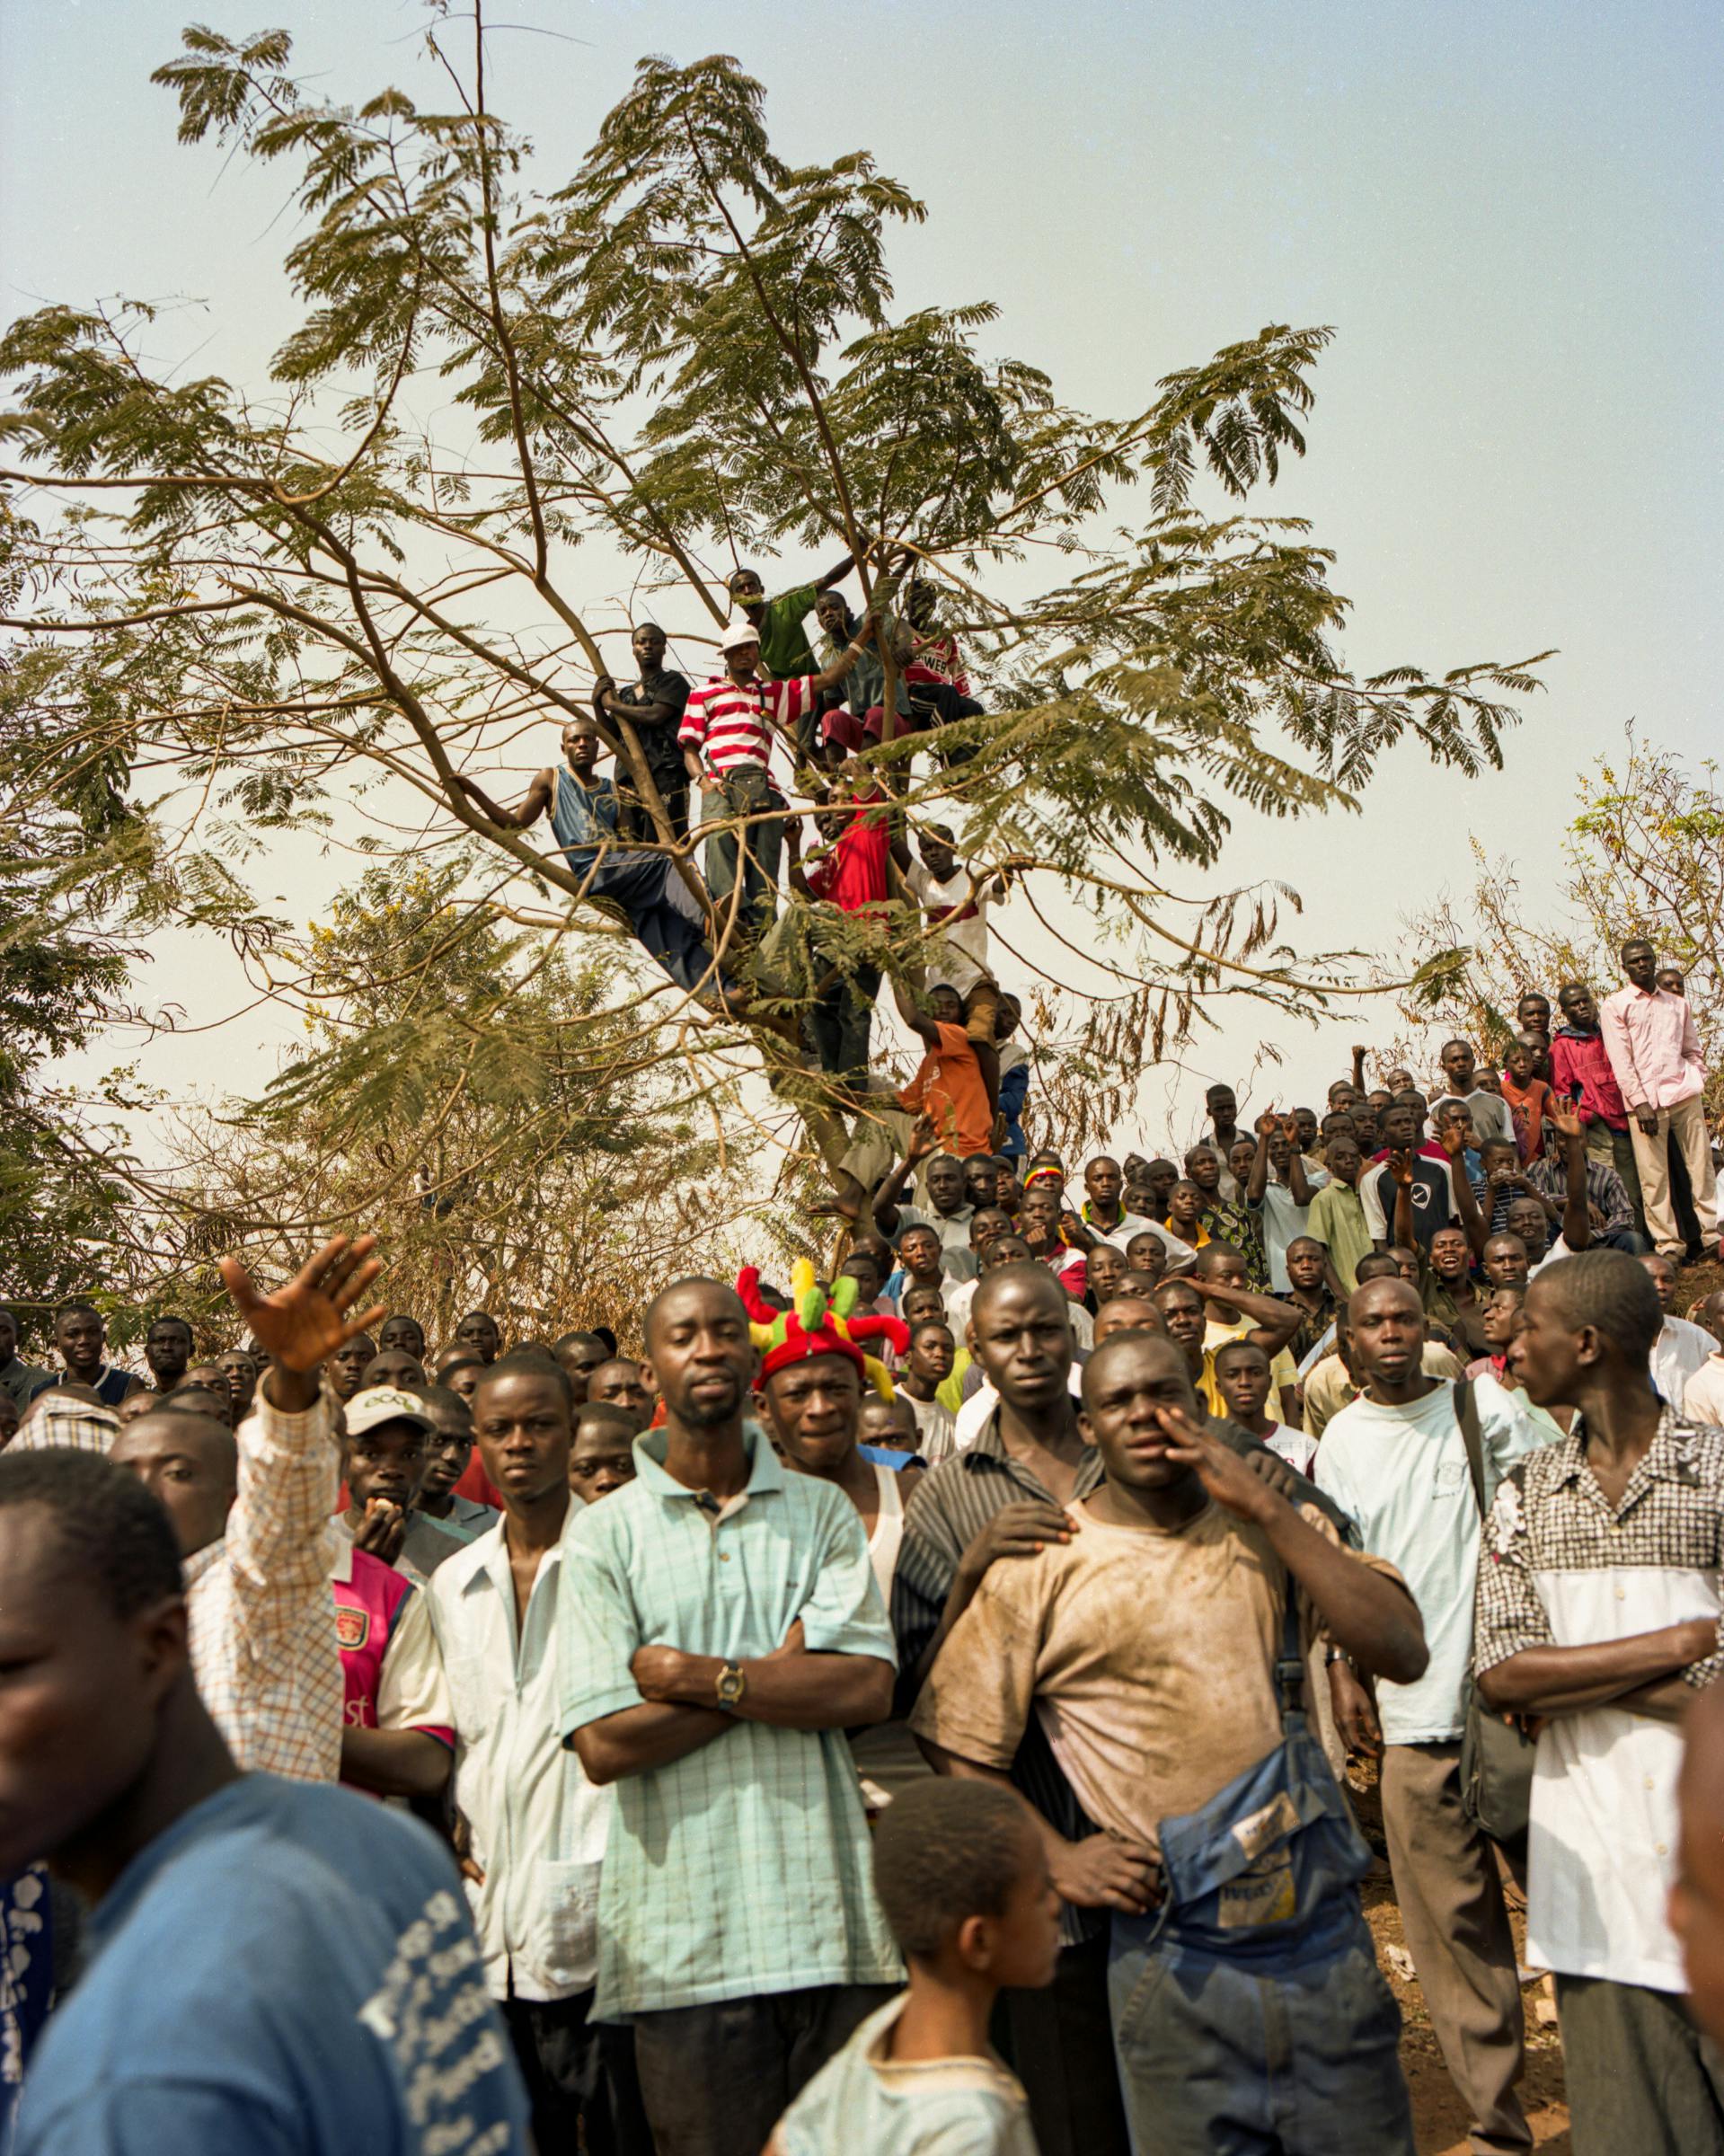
[[1454, 1376, 1488, 1518]]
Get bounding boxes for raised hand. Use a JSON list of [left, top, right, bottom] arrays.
[[217, 1234, 386, 1377], [1255, 1109, 1281, 1139], [1386, 1148, 1415, 1188], [1549, 1103, 1586, 1144]]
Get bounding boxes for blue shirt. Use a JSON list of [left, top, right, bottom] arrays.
[[558, 1424, 903, 2018], [12, 1776, 530, 2156], [548, 766, 619, 873]]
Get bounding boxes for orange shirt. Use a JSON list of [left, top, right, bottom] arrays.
[[898, 1021, 992, 1157]]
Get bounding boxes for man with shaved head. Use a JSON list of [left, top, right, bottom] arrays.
[[1474, 1250, 1724, 2152], [1314, 1274, 1555, 2153], [891, 1261, 1129, 2156], [559, 1279, 901, 2156], [914, 1325, 1428, 2152]]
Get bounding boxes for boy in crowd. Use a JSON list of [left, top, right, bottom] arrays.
[[1304, 1131, 1371, 1296], [569, 1401, 641, 1502], [897, 1319, 959, 1462], [768, 1780, 1057, 2156]]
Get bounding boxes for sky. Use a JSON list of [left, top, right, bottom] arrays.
[[4, 0, 1720, 1163]]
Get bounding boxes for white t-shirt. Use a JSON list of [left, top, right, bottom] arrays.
[[1429, 1088, 1516, 1149], [1653, 1316, 1717, 1408], [904, 860, 990, 993], [1251, 1171, 1329, 1291], [1314, 1377, 1554, 1744], [1683, 1353, 1724, 1427]]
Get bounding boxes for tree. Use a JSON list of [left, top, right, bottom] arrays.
[[1383, 729, 1721, 1114], [158, 857, 766, 1343], [0, 16, 1550, 1268]]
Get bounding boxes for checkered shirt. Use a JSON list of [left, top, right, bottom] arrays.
[[1474, 1404, 1724, 1691], [185, 1388, 345, 1781], [558, 1423, 903, 2019], [9, 1395, 118, 1454]]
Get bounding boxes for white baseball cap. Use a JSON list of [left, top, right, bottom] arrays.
[[343, 1385, 434, 1438], [718, 618, 763, 654]]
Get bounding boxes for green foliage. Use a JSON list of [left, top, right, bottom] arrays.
[[0, 14, 1552, 1261], [1384, 730, 1721, 1112]]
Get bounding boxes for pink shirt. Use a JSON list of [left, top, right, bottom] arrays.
[[1598, 985, 1705, 1111]]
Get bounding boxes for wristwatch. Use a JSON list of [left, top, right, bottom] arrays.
[[715, 1660, 747, 1711]]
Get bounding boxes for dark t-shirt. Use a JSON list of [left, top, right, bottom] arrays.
[[28, 1366, 135, 1409], [13, 1776, 530, 2155], [613, 673, 691, 780]]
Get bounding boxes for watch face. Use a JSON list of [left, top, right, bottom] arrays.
[[717, 1664, 745, 1707]]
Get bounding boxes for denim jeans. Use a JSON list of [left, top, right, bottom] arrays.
[[700, 767, 783, 938], [1107, 1720, 1412, 2155]]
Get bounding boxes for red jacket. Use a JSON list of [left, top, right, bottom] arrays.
[[1549, 1026, 1627, 1132]]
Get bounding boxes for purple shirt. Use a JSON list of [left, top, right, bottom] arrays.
[[1598, 986, 1705, 1111]]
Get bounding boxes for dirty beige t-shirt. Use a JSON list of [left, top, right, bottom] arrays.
[[910, 1498, 1400, 1854]]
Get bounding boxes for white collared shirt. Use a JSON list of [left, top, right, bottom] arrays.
[[426, 1510, 611, 2001]]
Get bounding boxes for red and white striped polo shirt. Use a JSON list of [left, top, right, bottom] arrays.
[[679, 672, 817, 776]]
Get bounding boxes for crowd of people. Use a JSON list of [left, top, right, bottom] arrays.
[[2, 557, 1722, 2156]]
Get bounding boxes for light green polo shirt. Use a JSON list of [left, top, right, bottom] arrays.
[[558, 1423, 903, 2018]]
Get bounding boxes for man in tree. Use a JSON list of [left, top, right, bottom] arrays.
[[429, 1352, 652, 2155], [1550, 980, 1647, 1238], [560, 1279, 900, 2156], [593, 622, 693, 841], [914, 1327, 1427, 2155], [680, 618, 875, 939], [1431, 1039, 1516, 1151], [142, 1315, 194, 1398], [783, 760, 906, 1087], [456, 715, 729, 1003], [1474, 1251, 1724, 2154], [26, 1303, 145, 1409], [0, 1309, 47, 1415], [726, 544, 869, 684], [890, 982, 997, 1162], [889, 1263, 1130, 2156], [1599, 939, 1720, 1265], [0, 1443, 533, 2155], [901, 825, 1007, 1080], [1316, 1277, 1552, 2156]]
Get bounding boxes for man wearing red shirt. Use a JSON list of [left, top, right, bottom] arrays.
[[786, 767, 910, 1087]]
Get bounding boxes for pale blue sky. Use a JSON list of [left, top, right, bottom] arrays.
[[4, 1, 1720, 1147]]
